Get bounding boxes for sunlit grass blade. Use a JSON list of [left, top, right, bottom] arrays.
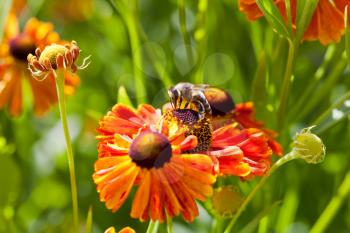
[[256, 0, 290, 38], [297, 59, 347, 122], [312, 90, 350, 135], [239, 201, 282, 233], [310, 171, 350, 233], [0, 0, 12, 39], [289, 44, 338, 121], [276, 186, 299, 232], [345, 6, 350, 68], [86, 206, 93, 233], [117, 86, 134, 107]]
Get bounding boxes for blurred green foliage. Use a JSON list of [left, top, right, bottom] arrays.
[[1, 0, 350, 232]]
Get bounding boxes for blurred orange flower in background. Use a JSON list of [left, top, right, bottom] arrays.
[[239, 0, 348, 45], [0, 12, 80, 116]]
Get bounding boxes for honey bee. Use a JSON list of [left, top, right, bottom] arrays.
[[168, 82, 212, 119], [168, 82, 236, 118]]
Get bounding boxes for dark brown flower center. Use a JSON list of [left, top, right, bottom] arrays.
[[129, 131, 172, 169], [173, 109, 199, 124], [9, 35, 36, 62], [204, 87, 235, 116]]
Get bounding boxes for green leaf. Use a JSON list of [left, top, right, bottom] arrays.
[[117, 85, 134, 107], [345, 6, 350, 68], [0, 155, 21, 206], [295, 0, 319, 42], [0, 0, 12, 40], [256, 0, 290, 38]]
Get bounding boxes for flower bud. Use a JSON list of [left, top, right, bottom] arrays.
[[292, 127, 325, 164], [212, 186, 243, 218]]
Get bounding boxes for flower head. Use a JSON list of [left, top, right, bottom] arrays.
[[94, 104, 216, 222], [209, 124, 273, 178], [239, 0, 348, 45], [293, 126, 325, 164], [0, 14, 79, 116], [27, 40, 90, 80], [212, 186, 243, 218]]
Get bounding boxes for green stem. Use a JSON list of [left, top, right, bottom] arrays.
[[166, 212, 173, 233], [297, 59, 347, 121], [312, 90, 350, 125], [107, 0, 172, 88], [55, 70, 79, 232], [289, 45, 337, 121], [223, 153, 297, 233], [178, 0, 194, 65], [146, 220, 159, 233], [310, 171, 350, 233], [277, 40, 297, 130], [193, 0, 208, 83], [124, 0, 147, 104]]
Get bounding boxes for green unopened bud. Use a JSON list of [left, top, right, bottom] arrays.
[[212, 186, 243, 218], [292, 126, 326, 164]]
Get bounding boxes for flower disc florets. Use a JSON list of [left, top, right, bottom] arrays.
[[27, 40, 90, 80], [129, 131, 172, 169]]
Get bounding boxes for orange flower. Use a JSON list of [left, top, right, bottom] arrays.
[[97, 104, 161, 146], [209, 124, 273, 178], [0, 15, 80, 116], [238, 0, 348, 45], [94, 104, 216, 222]]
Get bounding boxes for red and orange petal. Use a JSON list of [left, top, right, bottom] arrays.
[[233, 102, 282, 155], [303, 0, 346, 45], [210, 124, 273, 177], [239, 0, 348, 45], [97, 104, 161, 143], [93, 132, 215, 222]]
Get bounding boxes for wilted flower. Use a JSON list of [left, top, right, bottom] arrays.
[[0, 15, 79, 116], [27, 41, 90, 80], [239, 0, 348, 45], [94, 103, 216, 222], [292, 126, 325, 164]]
